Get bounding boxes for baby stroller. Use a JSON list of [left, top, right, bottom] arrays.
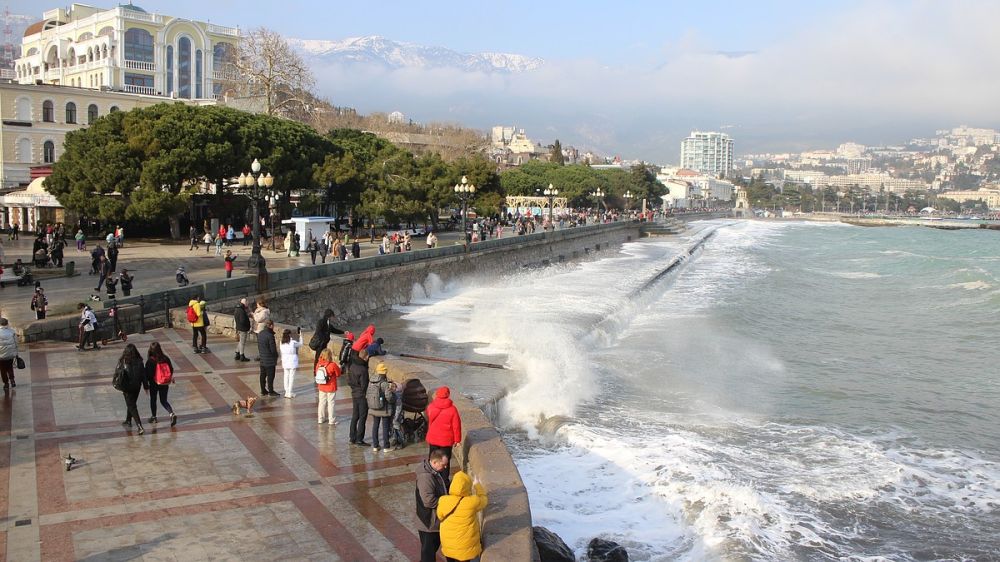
[[398, 378, 429, 445]]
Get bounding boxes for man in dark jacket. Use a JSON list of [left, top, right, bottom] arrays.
[[309, 308, 344, 371], [347, 349, 370, 445], [233, 298, 251, 362], [415, 449, 450, 562], [257, 319, 278, 396], [107, 242, 119, 272]]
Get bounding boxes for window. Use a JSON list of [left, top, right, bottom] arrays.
[[109, 106, 119, 113], [124, 73, 154, 89], [178, 37, 191, 98], [88, 104, 98, 124], [78, 32, 93, 41], [65, 102, 77, 123], [98, 26, 114, 37], [195, 49, 203, 98], [43, 141, 55, 163], [166, 45, 173, 94], [124, 28, 153, 62], [42, 100, 54, 122]]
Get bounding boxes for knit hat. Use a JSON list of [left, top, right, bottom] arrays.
[[376, 363, 388, 375]]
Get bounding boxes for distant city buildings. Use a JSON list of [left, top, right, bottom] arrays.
[[657, 166, 735, 208], [938, 188, 1000, 209], [680, 131, 734, 178]]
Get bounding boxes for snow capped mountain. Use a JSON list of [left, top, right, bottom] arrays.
[[287, 36, 543, 73]]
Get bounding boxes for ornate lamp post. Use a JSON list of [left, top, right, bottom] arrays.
[[543, 183, 559, 230], [238, 159, 273, 282], [623, 190, 634, 211], [268, 191, 281, 251], [590, 188, 604, 222], [454, 175, 476, 244]]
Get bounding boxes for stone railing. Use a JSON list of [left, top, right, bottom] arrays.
[[207, 24, 240, 37], [123, 84, 156, 95], [120, 9, 163, 24], [123, 59, 155, 71]]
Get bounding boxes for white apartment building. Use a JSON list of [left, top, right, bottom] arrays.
[[680, 131, 734, 178], [938, 188, 1000, 209]]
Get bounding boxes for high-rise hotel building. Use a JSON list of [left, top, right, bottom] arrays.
[[680, 131, 734, 178]]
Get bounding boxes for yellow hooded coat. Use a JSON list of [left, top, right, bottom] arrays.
[[437, 470, 488, 561]]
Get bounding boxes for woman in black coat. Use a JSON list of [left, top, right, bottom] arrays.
[[116, 343, 148, 434], [145, 342, 177, 426], [310, 308, 344, 370]]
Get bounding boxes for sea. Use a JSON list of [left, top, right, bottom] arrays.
[[396, 219, 1000, 561]]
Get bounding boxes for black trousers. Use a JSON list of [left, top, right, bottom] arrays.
[[149, 383, 173, 416], [350, 396, 368, 443], [259, 364, 276, 393], [418, 531, 441, 562], [123, 389, 141, 425], [0, 359, 14, 387], [192, 326, 207, 348]]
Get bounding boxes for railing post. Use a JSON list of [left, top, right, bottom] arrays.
[[163, 293, 172, 328], [138, 295, 146, 334]]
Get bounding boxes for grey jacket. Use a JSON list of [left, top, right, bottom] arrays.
[[0, 326, 17, 360], [414, 459, 449, 533]]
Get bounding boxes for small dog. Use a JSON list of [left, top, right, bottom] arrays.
[[231, 395, 258, 415]]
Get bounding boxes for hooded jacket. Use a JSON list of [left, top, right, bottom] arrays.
[[437, 471, 488, 561], [414, 459, 449, 533], [188, 299, 206, 328], [351, 324, 376, 352], [426, 386, 462, 448]]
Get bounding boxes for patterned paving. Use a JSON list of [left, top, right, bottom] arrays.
[[1, 329, 437, 561]]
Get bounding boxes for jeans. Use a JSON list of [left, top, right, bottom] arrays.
[[123, 389, 141, 425], [149, 383, 174, 417], [259, 364, 276, 393], [0, 358, 14, 387], [349, 396, 368, 443], [192, 326, 207, 349], [318, 390, 336, 422], [371, 415, 390, 449], [282, 367, 296, 396], [236, 331, 248, 357], [418, 531, 441, 562]]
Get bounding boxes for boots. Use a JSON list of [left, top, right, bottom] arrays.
[[240, 354, 250, 362]]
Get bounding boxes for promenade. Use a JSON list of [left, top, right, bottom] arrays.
[[2, 328, 441, 561]]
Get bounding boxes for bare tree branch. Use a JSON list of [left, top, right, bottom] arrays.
[[233, 27, 316, 117]]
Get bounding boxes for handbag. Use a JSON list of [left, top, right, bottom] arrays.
[[14, 356, 25, 369]]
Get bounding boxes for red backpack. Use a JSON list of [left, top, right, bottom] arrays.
[[154, 361, 173, 385], [186, 304, 199, 323]]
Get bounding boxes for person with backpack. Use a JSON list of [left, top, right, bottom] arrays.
[[426, 386, 462, 480], [187, 295, 209, 354], [315, 348, 341, 424], [0, 318, 18, 390], [366, 362, 394, 453], [233, 298, 251, 362], [347, 348, 371, 446], [257, 319, 279, 397], [309, 309, 344, 371], [338, 331, 355, 371], [279, 327, 303, 398], [144, 341, 177, 427], [415, 448, 450, 562], [437, 471, 489, 562], [114, 343, 147, 434]]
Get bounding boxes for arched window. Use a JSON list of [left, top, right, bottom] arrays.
[[178, 36, 191, 99], [17, 138, 32, 163], [98, 26, 114, 37], [67, 47, 76, 65], [166, 45, 173, 94], [109, 106, 119, 113], [42, 100, 54, 122], [195, 49, 203, 98], [26, 47, 38, 56], [65, 102, 77, 123], [78, 32, 93, 41], [88, 104, 98, 124], [43, 141, 55, 163], [124, 28, 153, 62]]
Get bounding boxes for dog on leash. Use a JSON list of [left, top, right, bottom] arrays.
[[231, 395, 258, 415]]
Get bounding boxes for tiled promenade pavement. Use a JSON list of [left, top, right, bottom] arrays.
[[1, 329, 435, 561]]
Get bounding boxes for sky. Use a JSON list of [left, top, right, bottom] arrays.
[[12, 0, 1000, 162]]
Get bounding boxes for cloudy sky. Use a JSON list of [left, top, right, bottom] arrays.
[[13, 0, 1000, 162]]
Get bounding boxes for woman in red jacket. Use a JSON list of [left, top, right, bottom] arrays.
[[426, 386, 462, 479]]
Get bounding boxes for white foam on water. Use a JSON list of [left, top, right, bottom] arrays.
[[827, 271, 884, 279], [947, 280, 991, 290]]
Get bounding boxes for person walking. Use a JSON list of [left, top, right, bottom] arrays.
[[257, 319, 279, 397], [203, 231, 213, 253], [279, 327, 303, 398], [107, 241, 119, 272], [242, 224, 251, 246], [77, 303, 100, 350], [351, 239, 360, 259], [95, 255, 111, 292], [119, 269, 134, 297], [315, 348, 341, 424], [308, 309, 344, 371], [426, 386, 462, 480], [437, 471, 489, 562], [189, 225, 198, 251], [115, 343, 147, 434], [50, 237, 64, 267], [31, 287, 48, 320], [188, 295, 208, 354], [233, 298, 251, 362], [214, 234, 224, 256], [347, 349, 371, 445], [307, 238, 318, 265], [0, 318, 18, 390], [366, 362, 394, 453], [223, 250, 238, 278], [76, 229, 86, 251], [318, 237, 328, 263], [415, 449, 450, 562], [144, 341, 177, 427]]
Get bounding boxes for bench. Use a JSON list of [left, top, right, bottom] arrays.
[[0, 271, 28, 287]]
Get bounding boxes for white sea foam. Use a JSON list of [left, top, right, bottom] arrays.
[[948, 280, 991, 290], [828, 271, 884, 279]]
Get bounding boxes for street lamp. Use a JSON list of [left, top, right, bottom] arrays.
[[623, 190, 634, 212], [543, 183, 559, 230], [454, 175, 476, 244], [268, 191, 281, 251], [590, 188, 604, 222], [239, 158, 274, 285], [836, 191, 844, 214]]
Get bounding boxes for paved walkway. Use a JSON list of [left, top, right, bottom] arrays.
[[1, 328, 444, 561]]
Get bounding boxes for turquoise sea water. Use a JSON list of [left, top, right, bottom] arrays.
[[402, 220, 1000, 560]]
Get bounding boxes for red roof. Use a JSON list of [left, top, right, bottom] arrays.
[[676, 168, 699, 176], [24, 20, 45, 37]]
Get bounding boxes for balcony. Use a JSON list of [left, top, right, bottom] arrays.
[[123, 84, 155, 96], [207, 24, 240, 37], [124, 59, 155, 71], [120, 10, 163, 24], [212, 68, 239, 81]]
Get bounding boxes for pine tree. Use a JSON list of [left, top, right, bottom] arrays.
[[551, 140, 565, 165]]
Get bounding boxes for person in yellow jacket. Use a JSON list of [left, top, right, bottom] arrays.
[[436, 470, 488, 561], [188, 295, 210, 354]]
